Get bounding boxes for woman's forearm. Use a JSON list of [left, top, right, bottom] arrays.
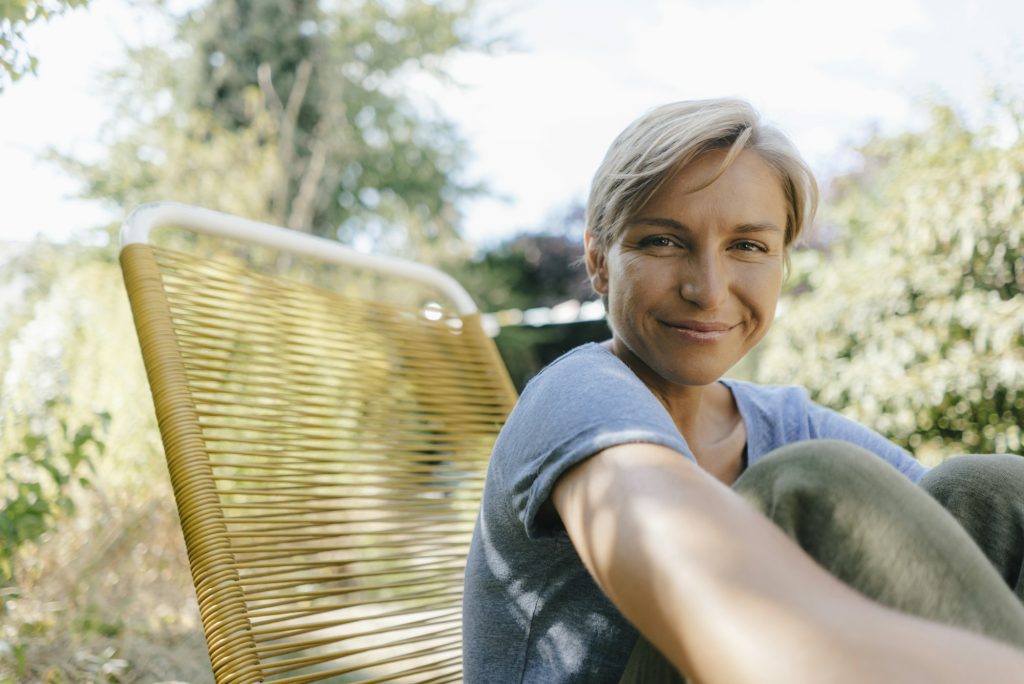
[[552, 443, 1024, 683]]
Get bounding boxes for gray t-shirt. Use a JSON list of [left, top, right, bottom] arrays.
[[462, 342, 927, 683]]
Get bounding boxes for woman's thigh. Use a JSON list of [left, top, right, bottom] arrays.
[[620, 441, 1024, 683], [733, 440, 1024, 647], [919, 453, 1024, 600]]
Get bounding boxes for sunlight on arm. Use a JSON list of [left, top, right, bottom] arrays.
[[552, 443, 1024, 684]]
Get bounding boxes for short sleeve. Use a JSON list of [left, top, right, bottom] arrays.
[[490, 344, 693, 539], [806, 401, 929, 482], [726, 379, 929, 483]]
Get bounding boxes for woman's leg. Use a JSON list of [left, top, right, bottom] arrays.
[[919, 454, 1024, 600], [617, 636, 686, 684], [619, 440, 1024, 684], [731, 440, 1024, 646]]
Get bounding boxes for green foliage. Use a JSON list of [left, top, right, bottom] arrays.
[[0, 238, 157, 595], [448, 202, 591, 310], [0, 239, 194, 679], [450, 202, 609, 389], [0, 399, 107, 593], [59, 0, 493, 261], [494, 320, 611, 392], [451, 232, 592, 311], [0, 0, 88, 89], [757, 96, 1024, 460]]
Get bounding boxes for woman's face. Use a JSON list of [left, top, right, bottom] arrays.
[[587, 149, 788, 389]]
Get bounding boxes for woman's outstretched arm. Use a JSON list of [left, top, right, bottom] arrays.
[[552, 443, 1024, 684]]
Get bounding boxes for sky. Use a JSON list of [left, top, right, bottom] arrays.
[[2, 0, 1023, 250]]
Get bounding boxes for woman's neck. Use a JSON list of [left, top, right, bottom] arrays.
[[603, 339, 746, 484]]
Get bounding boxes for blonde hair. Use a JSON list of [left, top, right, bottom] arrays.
[[586, 98, 818, 252]]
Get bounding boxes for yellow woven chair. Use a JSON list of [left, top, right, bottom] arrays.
[[119, 203, 518, 683]]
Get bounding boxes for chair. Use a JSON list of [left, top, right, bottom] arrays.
[[119, 202, 518, 683]]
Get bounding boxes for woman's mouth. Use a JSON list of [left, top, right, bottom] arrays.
[[661, 319, 735, 342]]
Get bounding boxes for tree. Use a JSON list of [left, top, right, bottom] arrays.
[[0, 0, 89, 89], [444, 201, 613, 391], [60, 0, 491, 261], [448, 201, 592, 311], [2, 1, 498, 673], [755, 96, 1024, 461]]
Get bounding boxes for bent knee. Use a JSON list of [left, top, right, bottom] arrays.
[[734, 439, 907, 511], [920, 453, 1024, 504], [738, 439, 881, 486]]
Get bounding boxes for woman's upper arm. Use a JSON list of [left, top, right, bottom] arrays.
[[551, 442, 728, 676], [551, 442, 850, 680], [551, 442, 1024, 684], [551, 442, 708, 592], [551, 442, 878, 683]]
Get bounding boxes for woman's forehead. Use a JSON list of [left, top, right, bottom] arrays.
[[634, 150, 788, 231]]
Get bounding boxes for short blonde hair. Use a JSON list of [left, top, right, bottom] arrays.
[[586, 98, 818, 252]]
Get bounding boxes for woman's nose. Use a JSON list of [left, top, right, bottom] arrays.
[[680, 255, 728, 309]]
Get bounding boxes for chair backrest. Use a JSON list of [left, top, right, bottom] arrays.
[[120, 203, 518, 683]]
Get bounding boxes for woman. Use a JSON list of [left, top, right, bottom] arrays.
[[462, 98, 1024, 683]]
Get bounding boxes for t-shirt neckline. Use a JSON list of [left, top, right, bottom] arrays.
[[587, 342, 753, 465]]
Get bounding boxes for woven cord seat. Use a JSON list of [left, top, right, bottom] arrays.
[[120, 203, 517, 683]]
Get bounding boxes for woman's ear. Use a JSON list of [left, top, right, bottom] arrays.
[[583, 230, 609, 295]]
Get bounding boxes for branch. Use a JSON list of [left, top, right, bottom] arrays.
[[287, 124, 328, 233], [259, 59, 314, 227]]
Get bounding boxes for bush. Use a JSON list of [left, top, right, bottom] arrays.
[[757, 98, 1024, 462]]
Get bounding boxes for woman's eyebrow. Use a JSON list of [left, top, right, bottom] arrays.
[[633, 217, 783, 234], [633, 217, 689, 231], [734, 222, 784, 234]]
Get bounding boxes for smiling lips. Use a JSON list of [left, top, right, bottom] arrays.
[[661, 319, 736, 342]]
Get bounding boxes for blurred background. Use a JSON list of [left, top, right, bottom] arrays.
[[3, 0, 1024, 680]]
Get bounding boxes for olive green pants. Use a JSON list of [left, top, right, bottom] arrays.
[[618, 440, 1024, 683]]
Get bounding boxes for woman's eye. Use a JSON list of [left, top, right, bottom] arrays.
[[639, 236, 677, 248], [732, 240, 768, 253]]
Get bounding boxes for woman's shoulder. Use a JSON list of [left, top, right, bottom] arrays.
[[531, 341, 610, 373], [507, 341, 680, 443], [521, 341, 641, 395]]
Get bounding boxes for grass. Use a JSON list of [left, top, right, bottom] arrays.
[[1, 481, 215, 683]]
